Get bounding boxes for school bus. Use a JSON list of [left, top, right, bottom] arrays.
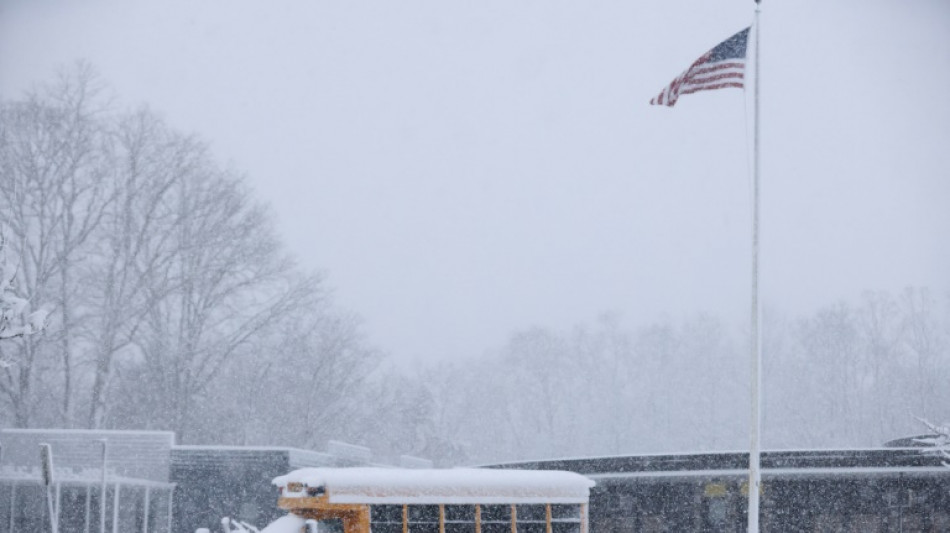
[[261, 467, 594, 533]]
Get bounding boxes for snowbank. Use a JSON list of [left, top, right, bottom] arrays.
[[260, 514, 306, 533]]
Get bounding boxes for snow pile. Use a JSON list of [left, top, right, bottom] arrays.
[[260, 514, 306, 533], [273, 467, 594, 505], [223, 516, 261, 532]]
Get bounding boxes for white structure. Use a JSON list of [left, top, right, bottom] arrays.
[[0, 429, 175, 532]]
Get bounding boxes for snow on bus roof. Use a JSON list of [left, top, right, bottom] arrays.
[[273, 467, 594, 505]]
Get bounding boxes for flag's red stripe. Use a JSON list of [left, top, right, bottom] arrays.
[[679, 82, 744, 95], [690, 62, 745, 77], [649, 64, 744, 107], [685, 72, 745, 86]]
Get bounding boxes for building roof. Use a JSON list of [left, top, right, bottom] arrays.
[[486, 448, 949, 479], [172, 446, 336, 470]]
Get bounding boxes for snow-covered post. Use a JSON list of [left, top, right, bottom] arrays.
[[40, 443, 59, 533], [98, 439, 108, 533]]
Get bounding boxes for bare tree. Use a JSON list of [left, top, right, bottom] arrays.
[[0, 65, 387, 444], [125, 164, 318, 441], [0, 64, 109, 426], [184, 306, 381, 448], [857, 291, 906, 439], [281, 311, 380, 448], [792, 303, 863, 445], [84, 108, 200, 428], [900, 288, 946, 416]]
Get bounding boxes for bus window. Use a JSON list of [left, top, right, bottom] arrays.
[[305, 519, 344, 533], [369, 505, 403, 533], [551, 504, 583, 533], [516, 505, 546, 533], [443, 505, 476, 533], [406, 505, 440, 533]]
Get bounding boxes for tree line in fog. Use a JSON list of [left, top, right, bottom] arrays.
[[424, 288, 949, 465], [1, 66, 947, 466]]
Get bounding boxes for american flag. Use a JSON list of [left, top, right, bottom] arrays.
[[650, 27, 750, 107]]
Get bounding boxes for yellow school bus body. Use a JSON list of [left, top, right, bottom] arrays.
[[269, 467, 594, 533]]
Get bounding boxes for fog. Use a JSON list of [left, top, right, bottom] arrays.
[[0, 0, 948, 465]]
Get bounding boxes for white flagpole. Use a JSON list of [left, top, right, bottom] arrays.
[[748, 1, 763, 532]]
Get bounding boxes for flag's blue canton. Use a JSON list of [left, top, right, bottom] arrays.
[[708, 28, 750, 63]]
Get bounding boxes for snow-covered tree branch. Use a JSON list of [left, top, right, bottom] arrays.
[[0, 235, 50, 349], [914, 416, 950, 467]]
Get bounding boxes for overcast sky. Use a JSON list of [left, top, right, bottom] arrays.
[[2, 0, 948, 365]]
